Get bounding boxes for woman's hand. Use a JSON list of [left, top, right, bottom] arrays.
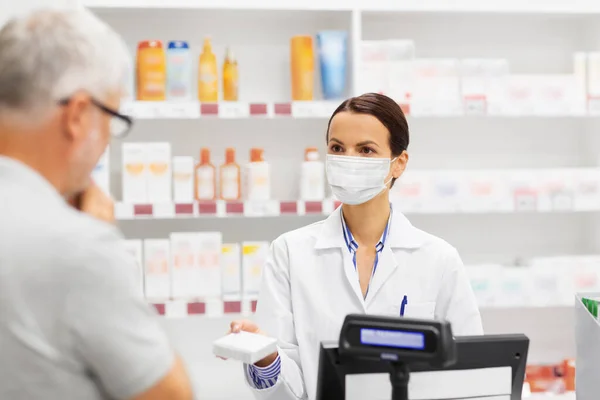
[[229, 319, 279, 367], [68, 183, 115, 224]]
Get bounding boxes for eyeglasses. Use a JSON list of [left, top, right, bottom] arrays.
[[58, 97, 133, 138]]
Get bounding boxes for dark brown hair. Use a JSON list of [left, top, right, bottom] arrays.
[[326, 92, 409, 186]]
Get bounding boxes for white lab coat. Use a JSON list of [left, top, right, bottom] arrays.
[[247, 207, 483, 400]]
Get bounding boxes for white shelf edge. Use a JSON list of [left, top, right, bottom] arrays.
[[84, 0, 600, 14]]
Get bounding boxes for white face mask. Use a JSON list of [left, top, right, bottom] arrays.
[[326, 154, 397, 206]]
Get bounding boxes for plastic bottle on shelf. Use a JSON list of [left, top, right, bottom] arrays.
[[245, 148, 270, 201], [137, 40, 166, 101], [220, 148, 241, 201], [223, 48, 239, 102], [198, 37, 219, 103], [290, 35, 314, 101], [166, 40, 192, 101], [300, 147, 325, 201], [195, 148, 216, 201]]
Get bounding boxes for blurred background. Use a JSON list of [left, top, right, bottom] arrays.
[[7, 0, 600, 398]]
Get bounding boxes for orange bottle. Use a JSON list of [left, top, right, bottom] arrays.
[[137, 40, 166, 101], [195, 148, 216, 200], [290, 36, 314, 101], [198, 37, 219, 102], [223, 48, 239, 101], [220, 148, 241, 200]]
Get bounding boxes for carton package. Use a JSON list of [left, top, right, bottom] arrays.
[[242, 242, 269, 298], [123, 239, 144, 296], [122, 143, 148, 203], [143, 239, 171, 300], [146, 142, 172, 203], [222, 243, 242, 297]]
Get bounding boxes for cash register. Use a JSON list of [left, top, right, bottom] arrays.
[[316, 314, 529, 400]]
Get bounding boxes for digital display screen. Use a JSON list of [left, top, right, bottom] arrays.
[[360, 328, 425, 350]]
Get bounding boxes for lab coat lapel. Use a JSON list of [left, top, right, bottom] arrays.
[[365, 245, 398, 307], [365, 210, 429, 307], [315, 207, 366, 308]]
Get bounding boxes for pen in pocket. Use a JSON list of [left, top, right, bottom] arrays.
[[400, 295, 408, 316]]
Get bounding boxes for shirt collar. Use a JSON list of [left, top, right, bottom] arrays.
[[314, 205, 429, 250], [340, 205, 393, 253]]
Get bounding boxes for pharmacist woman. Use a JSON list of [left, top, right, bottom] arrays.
[[229, 93, 483, 400]]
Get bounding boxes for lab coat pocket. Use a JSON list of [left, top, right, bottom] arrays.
[[403, 302, 436, 319]]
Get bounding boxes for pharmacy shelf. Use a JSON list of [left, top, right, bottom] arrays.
[[120, 101, 340, 120], [115, 200, 600, 220], [151, 298, 572, 319], [121, 100, 600, 120], [116, 200, 339, 220], [151, 298, 257, 318], [83, 0, 600, 15]]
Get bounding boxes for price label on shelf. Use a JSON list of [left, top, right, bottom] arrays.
[[165, 300, 188, 318], [162, 102, 200, 119], [131, 102, 160, 119], [292, 102, 322, 118], [153, 203, 175, 218], [464, 96, 487, 115], [219, 102, 250, 119], [120, 101, 136, 117], [115, 203, 134, 220], [244, 200, 279, 217]]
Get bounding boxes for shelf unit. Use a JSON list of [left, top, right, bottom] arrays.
[[75, 1, 600, 397]]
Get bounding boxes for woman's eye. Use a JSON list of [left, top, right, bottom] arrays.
[[361, 147, 375, 154], [330, 145, 343, 152]]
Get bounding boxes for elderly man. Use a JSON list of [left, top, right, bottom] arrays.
[[0, 8, 194, 400]]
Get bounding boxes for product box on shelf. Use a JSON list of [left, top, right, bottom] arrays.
[[242, 242, 269, 298], [358, 41, 389, 97], [170, 233, 196, 299], [146, 142, 172, 203], [411, 58, 461, 116], [532, 75, 578, 116], [143, 239, 171, 300], [196, 232, 223, 298], [222, 243, 242, 297], [122, 143, 148, 203], [573, 168, 600, 211], [496, 266, 532, 308], [502, 75, 535, 116], [123, 239, 144, 296], [536, 169, 575, 212], [510, 170, 539, 212], [465, 264, 502, 308], [390, 170, 430, 213], [170, 232, 223, 299], [172, 156, 195, 203], [574, 52, 588, 115], [587, 52, 600, 114], [460, 58, 509, 115], [387, 40, 415, 113], [460, 170, 512, 213], [92, 147, 110, 197], [425, 170, 465, 213]]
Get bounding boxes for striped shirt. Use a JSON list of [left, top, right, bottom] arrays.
[[246, 206, 392, 389], [340, 206, 392, 298]]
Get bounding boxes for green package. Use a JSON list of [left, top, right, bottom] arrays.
[[582, 297, 600, 319]]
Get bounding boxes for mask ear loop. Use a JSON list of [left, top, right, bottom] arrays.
[[384, 157, 399, 186]]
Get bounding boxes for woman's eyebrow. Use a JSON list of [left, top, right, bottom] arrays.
[[328, 137, 344, 144], [356, 140, 380, 148]]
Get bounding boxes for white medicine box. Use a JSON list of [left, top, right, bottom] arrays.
[[242, 242, 269, 298]]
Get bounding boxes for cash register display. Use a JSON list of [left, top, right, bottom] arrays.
[[360, 328, 425, 350]]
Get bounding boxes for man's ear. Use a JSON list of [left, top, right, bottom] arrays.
[[61, 92, 92, 141], [392, 150, 409, 179]]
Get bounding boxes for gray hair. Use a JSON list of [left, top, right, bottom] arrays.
[[0, 8, 130, 118]]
